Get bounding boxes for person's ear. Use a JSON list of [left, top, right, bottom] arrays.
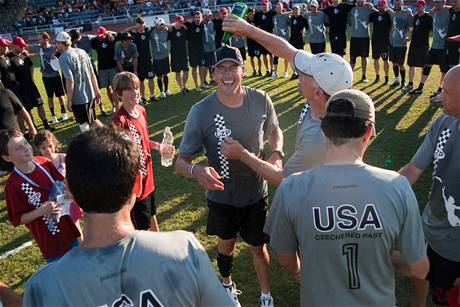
[[1, 154, 11, 163]]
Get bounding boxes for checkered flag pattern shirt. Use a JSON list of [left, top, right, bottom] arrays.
[[298, 103, 311, 124], [129, 124, 148, 176], [432, 128, 451, 176], [214, 114, 230, 180]]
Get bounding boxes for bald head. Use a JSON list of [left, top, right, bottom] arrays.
[[439, 65, 460, 119]]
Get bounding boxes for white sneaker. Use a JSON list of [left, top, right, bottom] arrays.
[[282, 72, 289, 78], [270, 72, 278, 80], [223, 283, 242, 307], [261, 294, 275, 307], [165, 90, 172, 96], [51, 116, 59, 124], [61, 113, 69, 121], [160, 92, 166, 99]]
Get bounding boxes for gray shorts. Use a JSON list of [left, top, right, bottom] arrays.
[[98, 67, 117, 88]]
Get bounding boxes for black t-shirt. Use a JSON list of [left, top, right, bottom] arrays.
[[255, 10, 276, 32], [91, 34, 118, 70], [131, 29, 152, 62], [213, 18, 224, 49], [0, 87, 23, 130], [323, 3, 354, 35], [168, 27, 188, 56], [186, 21, 205, 52], [370, 11, 392, 45], [411, 13, 432, 48], [290, 15, 308, 43], [247, 18, 263, 49], [0, 56, 17, 86], [7, 52, 34, 85], [447, 8, 460, 38]]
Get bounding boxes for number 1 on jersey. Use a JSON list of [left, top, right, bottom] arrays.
[[342, 243, 360, 289]]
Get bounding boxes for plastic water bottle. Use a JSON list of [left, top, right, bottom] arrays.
[[161, 126, 174, 167], [221, 2, 249, 46], [384, 154, 393, 168]]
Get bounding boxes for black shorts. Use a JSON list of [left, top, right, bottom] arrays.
[[131, 192, 156, 230], [72, 99, 96, 124], [123, 66, 134, 73], [171, 53, 189, 72], [42, 75, 65, 98], [372, 41, 389, 60], [446, 43, 459, 69], [137, 60, 155, 81], [389, 46, 407, 65], [259, 45, 270, 56], [18, 83, 43, 111], [330, 34, 347, 56], [189, 50, 204, 67], [350, 37, 370, 62], [407, 45, 428, 67], [289, 38, 304, 50], [426, 245, 460, 306], [248, 44, 262, 57], [206, 198, 269, 246], [203, 51, 217, 68], [426, 48, 448, 73], [310, 42, 326, 55], [238, 47, 247, 61], [153, 57, 170, 76]]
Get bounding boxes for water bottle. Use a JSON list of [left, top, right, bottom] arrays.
[[384, 154, 392, 168], [221, 2, 249, 46], [161, 126, 174, 167]]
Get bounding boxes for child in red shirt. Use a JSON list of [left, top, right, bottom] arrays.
[[0, 130, 81, 262], [112, 72, 174, 231]]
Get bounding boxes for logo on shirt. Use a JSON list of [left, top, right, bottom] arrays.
[[102, 42, 107, 48], [215, 128, 232, 138], [334, 8, 339, 14], [18, 58, 24, 66], [196, 27, 200, 33], [262, 14, 267, 20], [378, 15, 383, 22], [176, 31, 182, 37], [415, 19, 420, 26], [293, 19, 297, 25], [106, 290, 163, 307], [141, 34, 146, 40], [453, 14, 456, 21]]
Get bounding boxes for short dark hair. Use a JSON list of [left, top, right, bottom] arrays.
[[0, 129, 23, 171], [40, 32, 51, 40], [66, 126, 140, 214], [321, 99, 373, 146]]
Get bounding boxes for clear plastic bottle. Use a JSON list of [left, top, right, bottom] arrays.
[[161, 126, 174, 167]]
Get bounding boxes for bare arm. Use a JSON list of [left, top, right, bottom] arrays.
[[399, 163, 424, 185], [0, 281, 22, 307], [176, 154, 224, 191], [266, 126, 284, 167], [89, 67, 102, 104], [18, 108, 37, 137], [133, 57, 138, 74], [116, 60, 124, 72], [65, 77, 74, 112], [19, 202, 60, 225], [277, 251, 301, 282], [390, 251, 429, 279]]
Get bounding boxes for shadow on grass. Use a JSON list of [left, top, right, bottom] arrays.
[[0, 232, 32, 254]]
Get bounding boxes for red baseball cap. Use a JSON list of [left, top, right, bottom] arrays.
[[448, 34, 460, 42], [378, 0, 387, 6], [219, 7, 228, 14], [96, 26, 107, 37], [175, 15, 184, 23], [0, 38, 12, 47], [415, 0, 426, 6], [261, 0, 269, 5], [12, 37, 28, 48]]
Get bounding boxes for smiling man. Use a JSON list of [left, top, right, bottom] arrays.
[[176, 45, 283, 307]]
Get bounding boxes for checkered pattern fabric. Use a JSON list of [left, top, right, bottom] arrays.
[[298, 103, 311, 124], [129, 124, 148, 176], [433, 128, 451, 175], [21, 182, 60, 235], [214, 114, 230, 179]]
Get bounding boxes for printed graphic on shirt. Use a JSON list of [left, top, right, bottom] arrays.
[[129, 124, 148, 176]]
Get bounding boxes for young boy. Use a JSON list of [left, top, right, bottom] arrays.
[[112, 72, 174, 231], [0, 130, 80, 262]]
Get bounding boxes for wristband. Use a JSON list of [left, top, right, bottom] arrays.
[[189, 163, 197, 177]]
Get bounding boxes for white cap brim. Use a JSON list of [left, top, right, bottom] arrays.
[[293, 50, 314, 76]]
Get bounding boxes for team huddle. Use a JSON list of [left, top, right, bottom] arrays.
[[0, 0, 459, 306]]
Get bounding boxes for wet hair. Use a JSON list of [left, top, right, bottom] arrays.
[[33, 130, 61, 154]]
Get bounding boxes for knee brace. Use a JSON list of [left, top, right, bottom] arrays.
[[217, 252, 233, 278], [423, 65, 432, 76]]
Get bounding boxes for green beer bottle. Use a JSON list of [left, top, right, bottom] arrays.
[[221, 2, 249, 46]]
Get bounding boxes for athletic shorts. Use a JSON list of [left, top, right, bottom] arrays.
[[248, 43, 262, 57], [259, 45, 270, 56], [372, 41, 389, 60], [203, 51, 217, 68], [446, 43, 459, 69], [153, 57, 170, 76], [310, 42, 326, 55], [18, 83, 43, 111], [350, 37, 370, 62], [137, 60, 155, 81], [206, 197, 269, 246], [98, 67, 117, 88], [131, 192, 156, 230], [289, 38, 304, 50], [72, 99, 96, 124], [123, 65, 134, 73], [330, 34, 347, 56], [407, 45, 428, 67], [389, 46, 407, 65], [426, 48, 448, 73], [171, 54, 189, 72], [426, 245, 460, 306], [238, 47, 247, 61], [189, 50, 204, 67], [42, 75, 65, 98]]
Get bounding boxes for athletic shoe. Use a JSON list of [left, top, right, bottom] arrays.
[[223, 283, 242, 307], [260, 295, 275, 307], [149, 96, 157, 103], [270, 72, 278, 80], [139, 98, 148, 106], [290, 73, 298, 80], [258, 71, 263, 76], [165, 90, 172, 96], [410, 88, 423, 95], [373, 77, 380, 83], [389, 78, 400, 87], [61, 113, 69, 121], [430, 96, 443, 106], [361, 77, 369, 83], [252, 71, 258, 77], [181, 88, 189, 94], [429, 90, 441, 99], [265, 71, 271, 78], [200, 83, 208, 89], [282, 72, 289, 78], [402, 84, 413, 93], [51, 116, 59, 125], [160, 92, 166, 99]]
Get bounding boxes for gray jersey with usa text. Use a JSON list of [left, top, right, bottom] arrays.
[[390, 10, 413, 47], [432, 9, 450, 49], [273, 14, 290, 40], [179, 86, 279, 207], [305, 11, 327, 43], [350, 6, 371, 38], [150, 29, 169, 60], [265, 163, 426, 306], [202, 20, 216, 52], [114, 43, 139, 68], [411, 114, 460, 262], [23, 231, 233, 307], [38, 45, 59, 78]]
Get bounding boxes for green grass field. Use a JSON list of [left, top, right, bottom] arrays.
[[0, 51, 443, 306]]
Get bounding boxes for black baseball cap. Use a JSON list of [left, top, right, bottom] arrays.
[[120, 32, 132, 41], [69, 29, 81, 40], [214, 46, 244, 67], [136, 17, 144, 24]]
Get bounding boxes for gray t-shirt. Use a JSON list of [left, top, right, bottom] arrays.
[[283, 104, 326, 177], [59, 47, 94, 105], [350, 6, 371, 38], [390, 10, 413, 47], [231, 36, 245, 49], [411, 114, 460, 262], [72, 35, 95, 58], [265, 163, 426, 306], [114, 43, 139, 68], [150, 29, 169, 60], [202, 20, 216, 52], [38, 45, 59, 78], [305, 11, 327, 43], [273, 14, 290, 40], [179, 87, 279, 207], [432, 9, 450, 49], [23, 231, 233, 306]]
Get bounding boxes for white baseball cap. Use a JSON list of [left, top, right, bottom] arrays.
[[56, 31, 71, 44], [202, 8, 213, 16], [293, 50, 353, 96], [155, 18, 165, 25], [310, 0, 319, 6]]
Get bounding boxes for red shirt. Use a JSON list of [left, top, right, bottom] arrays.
[[5, 156, 81, 259], [113, 105, 155, 200]]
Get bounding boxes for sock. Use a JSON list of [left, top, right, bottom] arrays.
[[49, 107, 55, 117], [393, 65, 399, 78], [42, 119, 50, 129], [385, 76, 389, 83], [60, 104, 66, 114], [375, 74, 380, 79], [418, 82, 424, 89], [400, 69, 405, 84], [362, 75, 366, 79], [163, 75, 169, 91], [408, 81, 413, 86]]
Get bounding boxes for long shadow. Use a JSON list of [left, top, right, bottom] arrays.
[[0, 232, 33, 254]]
